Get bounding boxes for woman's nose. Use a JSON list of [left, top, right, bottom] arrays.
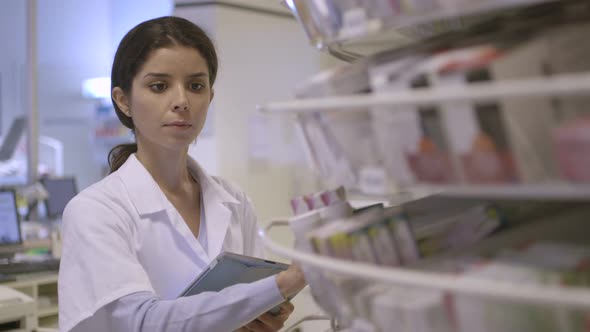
[[172, 86, 189, 112], [173, 103, 189, 112]]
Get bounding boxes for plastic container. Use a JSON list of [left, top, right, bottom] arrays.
[[553, 117, 590, 182]]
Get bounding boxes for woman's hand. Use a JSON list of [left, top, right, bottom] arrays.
[[235, 263, 305, 331], [236, 301, 295, 331], [275, 263, 306, 299]]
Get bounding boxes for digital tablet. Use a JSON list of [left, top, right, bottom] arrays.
[[178, 252, 291, 314]]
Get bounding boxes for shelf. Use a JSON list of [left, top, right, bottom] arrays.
[[345, 184, 590, 207], [288, 0, 590, 60], [260, 207, 590, 309], [259, 72, 590, 114], [22, 239, 52, 250], [3, 273, 58, 289], [37, 306, 58, 318], [327, 0, 558, 57], [346, 190, 422, 208], [38, 315, 59, 329], [408, 183, 590, 201]]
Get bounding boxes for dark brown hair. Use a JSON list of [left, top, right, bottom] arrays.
[[108, 16, 218, 173]]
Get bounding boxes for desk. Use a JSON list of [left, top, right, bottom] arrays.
[[1, 272, 58, 330]]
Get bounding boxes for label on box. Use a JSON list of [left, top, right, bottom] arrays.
[[351, 230, 378, 264], [341, 8, 369, 39], [368, 223, 401, 266], [359, 166, 389, 195]]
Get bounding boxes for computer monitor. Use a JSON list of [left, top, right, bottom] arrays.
[[40, 177, 78, 220], [0, 189, 23, 255]]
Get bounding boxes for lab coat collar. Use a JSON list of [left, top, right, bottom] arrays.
[[187, 157, 240, 206], [119, 154, 239, 216]]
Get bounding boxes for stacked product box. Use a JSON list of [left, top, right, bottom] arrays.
[[308, 204, 421, 265], [369, 56, 458, 185], [419, 41, 556, 184], [402, 195, 503, 258], [452, 242, 590, 332], [427, 23, 590, 184], [547, 23, 590, 182], [425, 45, 520, 184], [293, 22, 590, 189], [294, 60, 389, 193], [288, 188, 590, 331], [288, 187, 356, 325], [305, 194, 502, 264], [553, 119, 590, 182], [362, 242, 590, 332], [370, 286, 454, 332], [362, 22, 590, 186]]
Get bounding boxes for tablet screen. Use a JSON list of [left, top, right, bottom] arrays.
[[179, 252, 289, 297]]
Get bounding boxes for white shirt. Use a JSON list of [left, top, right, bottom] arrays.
[[58, 154, 283, 332]]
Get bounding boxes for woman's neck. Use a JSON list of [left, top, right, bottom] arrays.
[[135, 144, 193, 194]]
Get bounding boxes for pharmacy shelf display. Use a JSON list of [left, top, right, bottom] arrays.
[[261, 1, 590, 331]]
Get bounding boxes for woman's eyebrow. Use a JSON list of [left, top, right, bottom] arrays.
[[143, 72, 170, 79], [142, 72, 208, 79]]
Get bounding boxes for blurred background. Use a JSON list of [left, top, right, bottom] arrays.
[[3, 0, 590, 331]]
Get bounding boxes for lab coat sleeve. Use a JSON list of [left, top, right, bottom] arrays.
[[59, 193, 155, 332], [71, 276, 285, 332]]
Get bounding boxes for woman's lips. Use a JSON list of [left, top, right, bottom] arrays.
[[165, 122, 192, 127]]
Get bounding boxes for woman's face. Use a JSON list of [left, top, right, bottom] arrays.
[[116, 46, 213, 153]]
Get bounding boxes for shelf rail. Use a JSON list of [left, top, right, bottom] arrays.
[[260, 220, 590, 309], [258, 72, 590, 114], [408, 183, 590, 201]]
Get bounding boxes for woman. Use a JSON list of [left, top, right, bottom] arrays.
[[58, 16, 306, 332]]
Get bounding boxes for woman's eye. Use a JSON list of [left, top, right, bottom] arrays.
[[150, 83, 166, 92], [190, 83, 204, 91]]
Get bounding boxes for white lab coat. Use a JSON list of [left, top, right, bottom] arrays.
[[58, 154, 281, 332]]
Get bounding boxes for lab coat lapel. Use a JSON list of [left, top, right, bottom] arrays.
[[203, 190, 231, 259], [166, 205, 209, 262], [188, 157, 239, 260]]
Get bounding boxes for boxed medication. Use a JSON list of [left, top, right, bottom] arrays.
[[426, 45, 519, 184], [295, 60, 388, 192], [369, 57, 457, 185], [412, 23, 590, 184], [553, 117, 590, 182], [371, 286, 453, 332]]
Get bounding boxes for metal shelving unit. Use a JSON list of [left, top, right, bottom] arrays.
[[289, 0, 589, 59], [260, 206, 590, 308], [259, 72, 590, 114], [264, 1, 590, 331]]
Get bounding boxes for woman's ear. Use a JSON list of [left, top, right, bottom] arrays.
[[112, 87, 131, 116], [209, 88, 215, 103]]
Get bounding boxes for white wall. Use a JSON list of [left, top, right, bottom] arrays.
[[109, 0, 174, 60], [214, 8, 320, 220]]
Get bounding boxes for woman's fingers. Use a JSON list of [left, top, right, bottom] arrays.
[[279, 301, 295, 315], [243, 318, 276, 332], [238, 301, 296, 331]]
